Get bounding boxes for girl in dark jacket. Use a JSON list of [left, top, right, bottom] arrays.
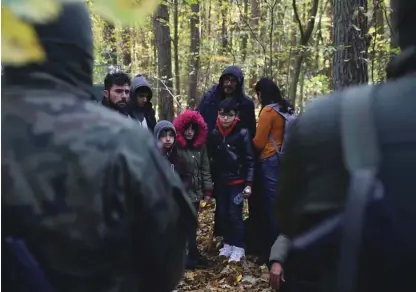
[[173, 110, 213, 269]]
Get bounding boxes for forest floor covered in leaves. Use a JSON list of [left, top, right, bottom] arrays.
[[175, 201, 273, 292]]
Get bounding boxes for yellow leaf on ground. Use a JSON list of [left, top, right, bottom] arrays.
[[1, 7, 45, 65], [92, 0, 159, 26], [4, 0, 62, 23], [235, 274, 242, 283], [200, 201, 207, 208]]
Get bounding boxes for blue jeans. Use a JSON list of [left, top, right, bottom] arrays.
[[216, 184, 245, 248], [261, 153, 280, 244]]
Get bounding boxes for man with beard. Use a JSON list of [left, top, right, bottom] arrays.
[[2, 2, 195, 292], [198, 66, 257, 243], [198, 66, 256, 138], [101, 71, 132, 115]]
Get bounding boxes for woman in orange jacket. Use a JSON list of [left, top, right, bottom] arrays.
[[252, 78, 294, 247]]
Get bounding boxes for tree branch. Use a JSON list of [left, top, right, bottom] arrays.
[[292, 0, 304, 41], [301, 0, 319, 45]]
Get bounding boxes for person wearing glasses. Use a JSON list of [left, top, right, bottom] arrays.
[[198, 66, 256, 139], [207, 98, 254, 262]]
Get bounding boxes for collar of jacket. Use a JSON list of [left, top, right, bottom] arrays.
[[216, 117, 240, 137]]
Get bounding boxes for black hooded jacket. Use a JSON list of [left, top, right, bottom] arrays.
[[129, 74, 157, 131], [198, 66, 256, 138]]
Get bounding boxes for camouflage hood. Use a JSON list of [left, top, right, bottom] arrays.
[[3, 3, 93, 99]]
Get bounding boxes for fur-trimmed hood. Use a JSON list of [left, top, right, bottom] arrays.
[[173, 110, 208, 149]]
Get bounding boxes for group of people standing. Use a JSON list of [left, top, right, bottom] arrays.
[[4, 1, 416, 292], [99, 64, 297, 268]]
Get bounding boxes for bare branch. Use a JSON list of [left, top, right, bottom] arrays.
[[301, 0, 319, 45], [152, 74, 183, 114]]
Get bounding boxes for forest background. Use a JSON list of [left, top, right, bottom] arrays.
[[89, 0, 398, 120]]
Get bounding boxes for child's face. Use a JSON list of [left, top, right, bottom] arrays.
[[159, 130, 175, 151], [184, 124, 195, 141], [218, 110, 237, 128]]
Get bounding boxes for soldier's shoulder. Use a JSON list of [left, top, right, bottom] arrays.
[[74, 100, 156, 152]]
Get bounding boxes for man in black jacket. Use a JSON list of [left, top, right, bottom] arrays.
[[269, 0, 416, 291], [198, 66, 256, 138]]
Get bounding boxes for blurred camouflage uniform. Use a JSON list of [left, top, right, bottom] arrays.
[[2, 3, 195, 292]]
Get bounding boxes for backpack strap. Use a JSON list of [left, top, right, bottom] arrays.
[[266, 104, 286, 154], [268, 134, 281, 154], [337, 85, 381, 292]]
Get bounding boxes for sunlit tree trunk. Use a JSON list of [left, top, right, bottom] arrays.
[[153, 0, 174, 120]]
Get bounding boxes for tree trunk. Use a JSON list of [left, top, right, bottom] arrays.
[[220, 0, 229, 54], [372, 0, 385, 82], [249, 0, 259, 90], [241, 0, 249, 62], [102, 22, 117, 65], [121, 28, 132, 71], [389, 0, 399, 57], [289, 0, 319, 105], [152, 29, 159, 106], [153, 1, 174, 121], [173, 0, 180, 95], [188, 1, 201, 109], [332, 0, 369, 90], [325, 0, 333, 87]]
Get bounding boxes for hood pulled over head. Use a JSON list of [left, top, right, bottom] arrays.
[[218, 65, 245, 96], [173, 110, 208, 148], [4, 2, 93, 99], [154, 120, 177, 140], [131, 74, 152, 103]]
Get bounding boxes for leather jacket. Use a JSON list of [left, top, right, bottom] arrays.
[[208, 121, 255, 183]]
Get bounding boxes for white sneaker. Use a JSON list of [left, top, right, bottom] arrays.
[[228, 246, 245, 262], [219, 243, 233, 257]]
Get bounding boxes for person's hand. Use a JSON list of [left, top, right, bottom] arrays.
[[269, 262, 285, 291], [243, 186, 252, 198]]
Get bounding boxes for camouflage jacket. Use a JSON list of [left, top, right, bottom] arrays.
[[2, 86, 196, 292]]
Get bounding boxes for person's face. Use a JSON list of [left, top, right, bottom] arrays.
[[104, 84, 130, 108], [184, 124, 195, 141], [222, 75, 238, 95], [218, 110, 237, 128], [159, 130, 175, 151], [136, 91, 149, 107]]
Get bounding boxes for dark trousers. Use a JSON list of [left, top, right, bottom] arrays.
[[188, 202, 200, 260], [261, 153, 280, 246], [216, 184, 245, 248]]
